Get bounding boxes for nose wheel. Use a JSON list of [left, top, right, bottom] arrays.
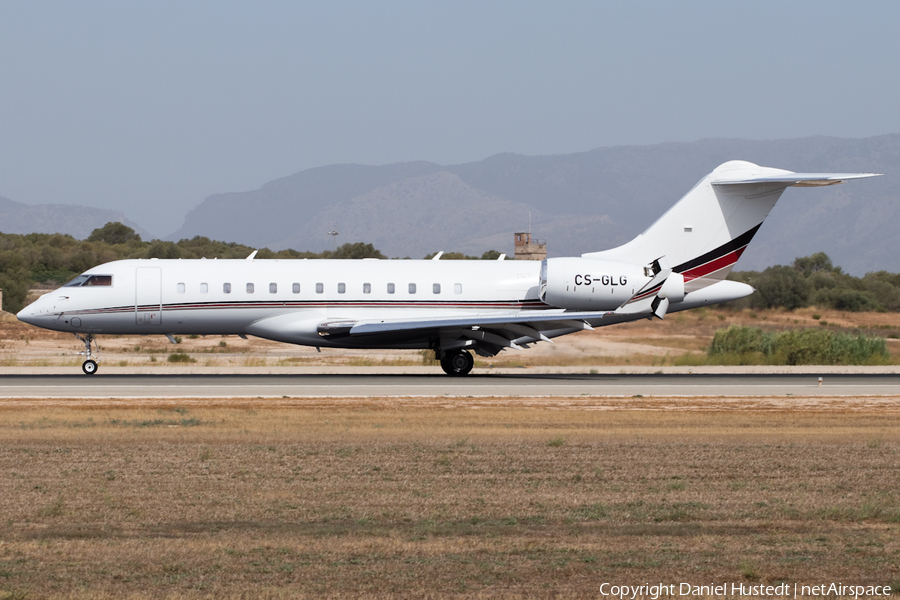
[[75, 333, 100, 375], [440, 349, 474, 376]]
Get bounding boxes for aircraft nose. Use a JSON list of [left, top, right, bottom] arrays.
[[16, 296, 50, 325], [16, 307, 32, 324], [16, 305, 37, 325]]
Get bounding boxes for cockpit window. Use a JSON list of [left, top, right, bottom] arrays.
[[85, 275, 112, 286], [63, 275, 90, 287], [64, 274, 113, 287]]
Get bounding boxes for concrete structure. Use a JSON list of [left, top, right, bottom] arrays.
[[513, 232, 546, 261]]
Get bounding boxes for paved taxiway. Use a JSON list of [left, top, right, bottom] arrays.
[[0, 373, 897, 398]]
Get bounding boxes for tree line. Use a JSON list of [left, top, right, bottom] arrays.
[[0, 223, 503, 312], [729, 252, 900, 312]]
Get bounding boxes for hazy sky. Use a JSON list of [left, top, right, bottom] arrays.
[[1, 1, 898, 237]]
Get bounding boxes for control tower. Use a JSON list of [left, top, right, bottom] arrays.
[[513, 232, 546, 261]]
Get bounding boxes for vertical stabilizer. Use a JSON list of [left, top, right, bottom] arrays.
[[583, 161, 879, 293]]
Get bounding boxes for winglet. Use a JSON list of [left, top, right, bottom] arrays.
[[246, 250, 258, 260], [432, 251, 444, 261]]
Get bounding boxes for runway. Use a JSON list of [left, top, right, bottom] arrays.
[[0, 372, 897, 399]]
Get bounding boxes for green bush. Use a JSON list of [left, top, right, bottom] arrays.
[[864, 278, 900, 312], [30, 263, 78, 286], [812, 288, 881, 312], [708, 325, 889, 365], [727, 252, 900, 313], [325, 242, 386, 260], [87, 221, 142, 244], [0, 250, 32, 313], [167, 352, 196, 363], [833, 289, 881, 312], [750, 265, 810, 310], [808, 271, 838, 290], [793, 252, 836, 277], [708, 325, 766, 355]]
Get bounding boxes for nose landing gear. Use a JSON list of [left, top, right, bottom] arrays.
[[75, 333, 99, 375]]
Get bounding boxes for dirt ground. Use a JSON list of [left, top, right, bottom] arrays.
[[3, 307, 900, 369], [1, 398, 899, 599]]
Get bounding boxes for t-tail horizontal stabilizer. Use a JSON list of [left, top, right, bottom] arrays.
[[711, 172, 881, 187]]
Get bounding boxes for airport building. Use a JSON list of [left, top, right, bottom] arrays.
[[513, 232, 546, 260]]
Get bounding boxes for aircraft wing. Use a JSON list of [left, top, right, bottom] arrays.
[[346, 310, 611, 336], [315, 309, 634, 354]]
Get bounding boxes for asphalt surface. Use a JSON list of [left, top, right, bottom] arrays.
[[0, 373, 897, 398]]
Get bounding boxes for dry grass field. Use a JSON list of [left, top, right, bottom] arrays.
[[2, 397, 899, 599]]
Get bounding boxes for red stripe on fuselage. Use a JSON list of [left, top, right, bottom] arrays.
[[680, 246, 746, 282], [626, 284, 662, 304]]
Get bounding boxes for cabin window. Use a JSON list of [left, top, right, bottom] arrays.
[[200, 283, 208, 294], [433, 283, 441, 294], [269, 283, 277, 294], [387, 283, 395, 294], [337, 283, 346, 294], [223, 283, 232, 294], [409, 283, 416, 294], [363, 283, 371, 294], [246, 283, 254, 294], [316, 283, 324, 294], [176, 283, 185, 294], [454, 283, 462, 294], [292, 283, 300, 294]]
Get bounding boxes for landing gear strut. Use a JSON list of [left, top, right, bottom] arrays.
[[75, 333, 99, 375], [440, 349, 474, 376]]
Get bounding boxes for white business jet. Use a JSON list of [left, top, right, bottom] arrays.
[[17, 161, 878, 376]]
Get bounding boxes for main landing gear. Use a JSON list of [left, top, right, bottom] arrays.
[[75, 333, 99, 375], [440, 349, 474, 376]]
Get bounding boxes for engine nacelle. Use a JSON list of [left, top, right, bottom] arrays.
[[658, 271, 685, 303], [540, 258, 646, 311]]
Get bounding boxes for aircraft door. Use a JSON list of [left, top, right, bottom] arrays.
[[135, 267, 162, 326]]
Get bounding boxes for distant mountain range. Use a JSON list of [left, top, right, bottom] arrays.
[[0, 195, 148, 240], [3, 135, 897, 274], [168, 134, 898, 273]]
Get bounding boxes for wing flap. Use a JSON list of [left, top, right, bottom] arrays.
[[348, 310, 610, 337]]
